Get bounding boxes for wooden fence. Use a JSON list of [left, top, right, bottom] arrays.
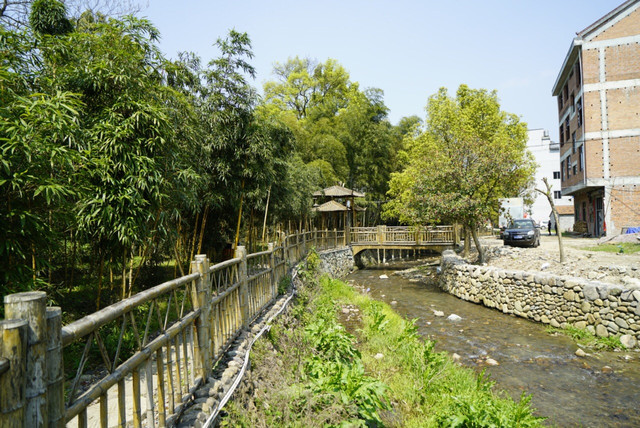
[[0, 230, 344, 428]]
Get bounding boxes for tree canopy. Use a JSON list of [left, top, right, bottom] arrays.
[[384, 85, 536, 262]]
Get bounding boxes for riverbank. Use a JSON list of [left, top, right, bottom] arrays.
[[219, 251, 543, 427]]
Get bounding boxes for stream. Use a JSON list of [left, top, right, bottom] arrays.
[[346, 259, 640, 427]]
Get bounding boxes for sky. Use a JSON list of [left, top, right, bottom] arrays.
[[143, 0, 624, 143]]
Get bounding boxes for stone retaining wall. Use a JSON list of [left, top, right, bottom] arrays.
[[318, 246, 355, 278], [439, 250, 640, 348]]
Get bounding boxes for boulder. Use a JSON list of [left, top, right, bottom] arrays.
[[620, 335, 637, 349]]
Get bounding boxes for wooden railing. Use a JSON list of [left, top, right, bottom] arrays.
[[0, 230, 340, 428], [351, 225, 456, 245], [0, 226, 451, 427]]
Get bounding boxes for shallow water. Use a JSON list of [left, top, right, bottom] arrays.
[[346, 260, 640, 427]]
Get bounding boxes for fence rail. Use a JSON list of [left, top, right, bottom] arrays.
[[0, 225, 450, 427]]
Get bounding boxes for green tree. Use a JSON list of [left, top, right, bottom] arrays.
[[384, 85, 536, 262]]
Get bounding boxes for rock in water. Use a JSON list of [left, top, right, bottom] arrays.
[[575, 349, 587, 357], [433, 310, 445, 317], [379, 274, 388, 279], [485, 358, 499, 366], [447, 314, 462, 322]]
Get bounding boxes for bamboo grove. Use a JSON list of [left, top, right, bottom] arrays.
[[1, 1, 410, 312]]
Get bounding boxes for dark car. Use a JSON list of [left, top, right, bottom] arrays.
[[502, 219, 540, 247]]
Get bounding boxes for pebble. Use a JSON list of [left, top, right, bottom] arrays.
[[433, 310, 445, 317], [601, 365, 614, 374], [485, 358, 499, 366], [575, 349, 587, 357], [447, 314, 462, 322], [379, 274, 388, 279]]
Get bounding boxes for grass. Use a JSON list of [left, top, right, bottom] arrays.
[[582, 242, 640, 254], [219, 251, 544, 427], [545, 325, 623, 350]]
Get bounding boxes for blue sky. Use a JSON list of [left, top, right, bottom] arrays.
[[144, 0, 623, 142]]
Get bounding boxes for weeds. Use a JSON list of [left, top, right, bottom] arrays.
[[546, 325, 623, 350], [220, 252, 543, 427], [583, 242, 640, 254]]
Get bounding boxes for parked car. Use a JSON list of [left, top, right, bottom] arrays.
[[502, 219, 540, 247]]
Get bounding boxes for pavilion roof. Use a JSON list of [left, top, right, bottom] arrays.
[[313, 200, 348, 212], [312, 185, 365, 198]]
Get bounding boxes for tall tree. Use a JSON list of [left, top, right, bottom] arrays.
[[384, 85, 536, 262]]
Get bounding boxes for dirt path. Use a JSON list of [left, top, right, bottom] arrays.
[[479, 234, 640, 285]]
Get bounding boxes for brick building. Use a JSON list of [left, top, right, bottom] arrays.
[[552, 0, 640, 237]]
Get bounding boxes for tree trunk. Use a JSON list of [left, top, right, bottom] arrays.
[[470, 226, 485, 264], [463, 227, 471, 257], [536, 177, 565, 263]]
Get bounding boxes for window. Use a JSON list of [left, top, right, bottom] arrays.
[[576, 97, 583, 127], [564, 117, 570, 142], [566, 158, 571, 178], [582, 201, 586, 221], [570, 94, 575, 114], [575, 62, 581, 86], [554, 191, 562, 199], [573, 164, 577, 176], [578, 146, 583, 171], [559, 125, 564, 145], [553, 171, 560, 179], [572, 132, 577, 154], [563, 85, 569, 105], [558, 94, 563, 110]]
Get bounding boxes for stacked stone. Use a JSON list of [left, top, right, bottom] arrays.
[[319, 248, 355, 278], [439, 251, 640, 348]]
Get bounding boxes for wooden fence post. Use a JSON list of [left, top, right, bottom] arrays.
[[0, 318, 28, 428], [377, 225, 385, 245], [4, 292, 48, 428], [45, 308, 64, 428], [268, 243, 277, 300], [235, 246, 249, 327], [191, 255, 212, 380], [302, 230, 306, 256], [313, 228, 318, 249]]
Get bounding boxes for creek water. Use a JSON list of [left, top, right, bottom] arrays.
[[346, 259, 640, 427]]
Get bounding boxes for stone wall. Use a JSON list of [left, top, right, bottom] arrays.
[[318, 246, 355, 278], [439, 250, 640, 348]]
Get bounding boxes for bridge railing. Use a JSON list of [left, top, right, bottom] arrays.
[[0, 230, 329, 428], [351, 225, 455, 245]]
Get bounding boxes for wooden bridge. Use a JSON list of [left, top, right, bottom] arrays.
[[349, 225, 458, 257], [0, 226, 454, 428]]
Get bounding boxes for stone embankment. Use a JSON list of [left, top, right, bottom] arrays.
[[177, 247, 355, 427], [439, 250, 640, 348]]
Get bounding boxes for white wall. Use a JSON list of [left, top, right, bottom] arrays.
[[526, 129, 573, 226]]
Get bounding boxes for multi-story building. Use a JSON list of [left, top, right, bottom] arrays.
[[526, 129, 573, 228], [551, 0, 640, 237]]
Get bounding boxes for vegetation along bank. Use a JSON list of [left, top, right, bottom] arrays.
[[218, 250, 543, 427]]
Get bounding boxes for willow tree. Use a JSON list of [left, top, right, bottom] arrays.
[[384, 85, 536, 263]]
